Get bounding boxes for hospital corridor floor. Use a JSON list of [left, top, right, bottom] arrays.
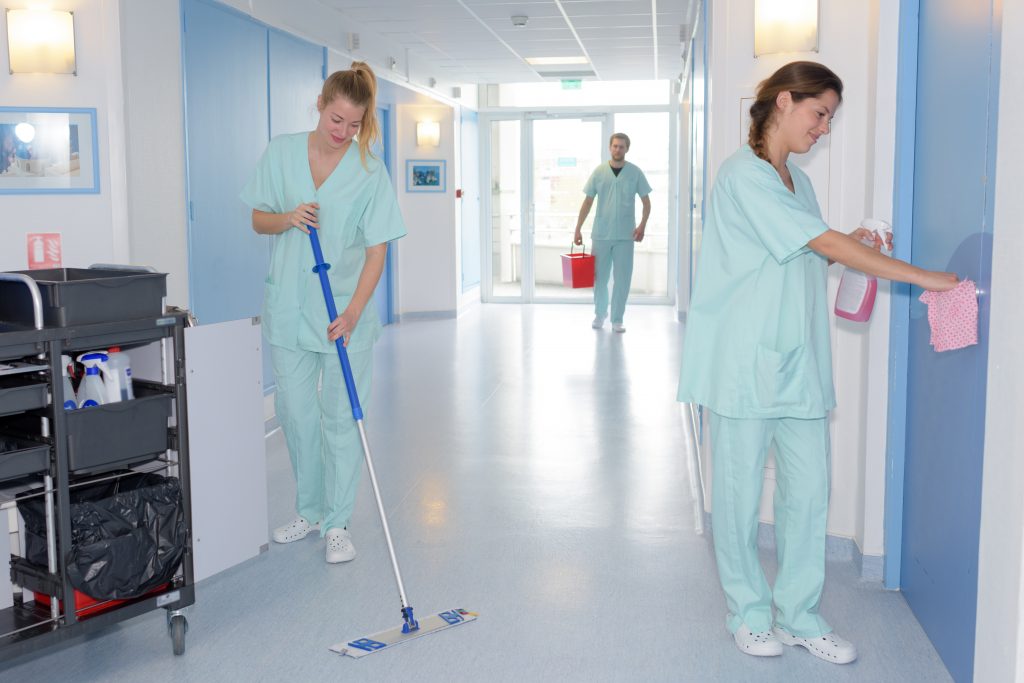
[[2, 304, 951, 682]]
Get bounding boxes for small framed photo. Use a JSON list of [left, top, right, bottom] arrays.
[[0, 107, 100, 194], [406, 159, 446, 193]]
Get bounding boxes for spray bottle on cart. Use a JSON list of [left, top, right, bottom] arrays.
[[76, 352, 108, 408], [60, 354, 77, 410], [104, 346, 134, 403], [834, 218, 893, 322]]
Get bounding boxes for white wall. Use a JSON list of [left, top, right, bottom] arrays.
[[974, 1, 1024, 678], [860, 0, 899, 563], [0, 0, 128, 273], [324, 48, 462, 318], [395, 103, 458, 317], [706, 0, 894, 557], [119, 0, 190, 306]]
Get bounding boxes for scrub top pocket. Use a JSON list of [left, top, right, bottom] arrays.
[[754, 343, 816, 410]]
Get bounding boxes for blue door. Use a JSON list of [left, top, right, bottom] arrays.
[[269, 31, 325, 139], [894, 1, 1000, 680], [183, 1, 324, 392], [182, 0, 269, 326]]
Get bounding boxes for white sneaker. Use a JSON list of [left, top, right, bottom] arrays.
[[612, 323, 626, 333], [272, 517, 319, 544], [733, 624, 783, 657], [773, 626, 858, 664], [325, 528, 357, 563], [592, 316, 605, 329]]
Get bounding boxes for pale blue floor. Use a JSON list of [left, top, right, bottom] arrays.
[[1, 304, 952, 682]]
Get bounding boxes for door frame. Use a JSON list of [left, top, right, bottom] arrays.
[[478, 113, 523, 302], [882, 0, 920, 591], [479, 107, 676, 305], [523, 111, 610, 303]]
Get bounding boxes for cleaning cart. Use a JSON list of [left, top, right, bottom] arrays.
[[0, 266, 195, 661]]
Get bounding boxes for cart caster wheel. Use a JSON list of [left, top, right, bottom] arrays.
[[169, 614, 187, 656]]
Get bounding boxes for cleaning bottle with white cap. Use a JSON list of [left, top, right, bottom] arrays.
[[834, 218, 893, 322], [76, 352, 108, 409], [104, 346, 134, 403], [60, 354, 77, 410]]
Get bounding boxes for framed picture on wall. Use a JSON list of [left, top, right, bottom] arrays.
[[0, 107, 100, 194], [405, 159, 446, 193]]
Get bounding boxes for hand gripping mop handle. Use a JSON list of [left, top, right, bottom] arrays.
[[306, 227, 419, 633], [307, 228, 364, 420]]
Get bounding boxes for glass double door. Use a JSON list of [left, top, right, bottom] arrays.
[[487, 114, 608, 301]]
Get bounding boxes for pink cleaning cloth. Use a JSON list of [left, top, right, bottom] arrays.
[[919, 279, 978, 352]]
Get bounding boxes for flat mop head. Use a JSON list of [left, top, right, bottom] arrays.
[[330, 608, 478, 658]]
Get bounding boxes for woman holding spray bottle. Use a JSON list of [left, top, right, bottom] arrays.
[[677, 61, 957, 663]]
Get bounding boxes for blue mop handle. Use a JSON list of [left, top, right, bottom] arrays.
[[307, 227, 364, 420]]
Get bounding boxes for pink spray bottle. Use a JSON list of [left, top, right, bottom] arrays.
[[834, 218, 892, 322]]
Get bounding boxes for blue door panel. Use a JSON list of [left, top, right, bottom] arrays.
[[184, 1, 325, 394], [269, 32, 324, 138], [263, 30, 324, 390], [183, 0, 269, 326], [902, 1, 999, 680]]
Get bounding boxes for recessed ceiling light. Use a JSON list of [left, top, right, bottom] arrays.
[[525, 56, 590, 66]]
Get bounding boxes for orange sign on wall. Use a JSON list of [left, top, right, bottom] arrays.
[[27, 233, 62, 270]]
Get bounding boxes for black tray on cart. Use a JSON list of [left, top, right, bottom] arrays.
[[0, 268, 166, 328]]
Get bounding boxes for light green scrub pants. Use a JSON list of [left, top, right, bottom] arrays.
[[271, 344, 373, 535], [593, 239, 634, 324], [709, 410, 832, 638]]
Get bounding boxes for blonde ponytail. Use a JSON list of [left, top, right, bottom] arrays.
[[320, 61, 380, 168]]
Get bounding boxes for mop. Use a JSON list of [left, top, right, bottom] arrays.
[[305, 228, 477, 658]]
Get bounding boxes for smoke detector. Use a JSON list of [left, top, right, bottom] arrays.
[[511, 15, 528, 28]]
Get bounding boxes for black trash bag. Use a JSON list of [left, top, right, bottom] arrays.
[[20, 472, 186, 601]]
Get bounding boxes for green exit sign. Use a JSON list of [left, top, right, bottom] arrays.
[[561, 79, 582, 90]]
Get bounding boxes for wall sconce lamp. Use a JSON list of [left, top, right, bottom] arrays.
[[416, 120, 440, 147], [754, 0, 818, 57], [6, 9, 77, 75]]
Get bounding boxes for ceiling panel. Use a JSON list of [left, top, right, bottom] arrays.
[[316, 0, 692, 83]]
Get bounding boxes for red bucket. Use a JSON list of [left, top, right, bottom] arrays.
[[561, 245, 595, 288]]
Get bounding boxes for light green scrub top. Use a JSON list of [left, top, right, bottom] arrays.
[[677, 145, 835, 419], [240, 132, 407, 354], [583, 161, 653, 240]]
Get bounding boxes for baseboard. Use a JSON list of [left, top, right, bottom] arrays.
[[702, 512, 883, 582]]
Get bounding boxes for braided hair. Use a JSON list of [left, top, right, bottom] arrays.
[[748, 61, 843, 162]]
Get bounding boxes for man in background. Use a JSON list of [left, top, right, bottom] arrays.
[[573, 133, 652, 333]]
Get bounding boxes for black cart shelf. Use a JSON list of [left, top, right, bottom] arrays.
[[0, 270, 194, 661]]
